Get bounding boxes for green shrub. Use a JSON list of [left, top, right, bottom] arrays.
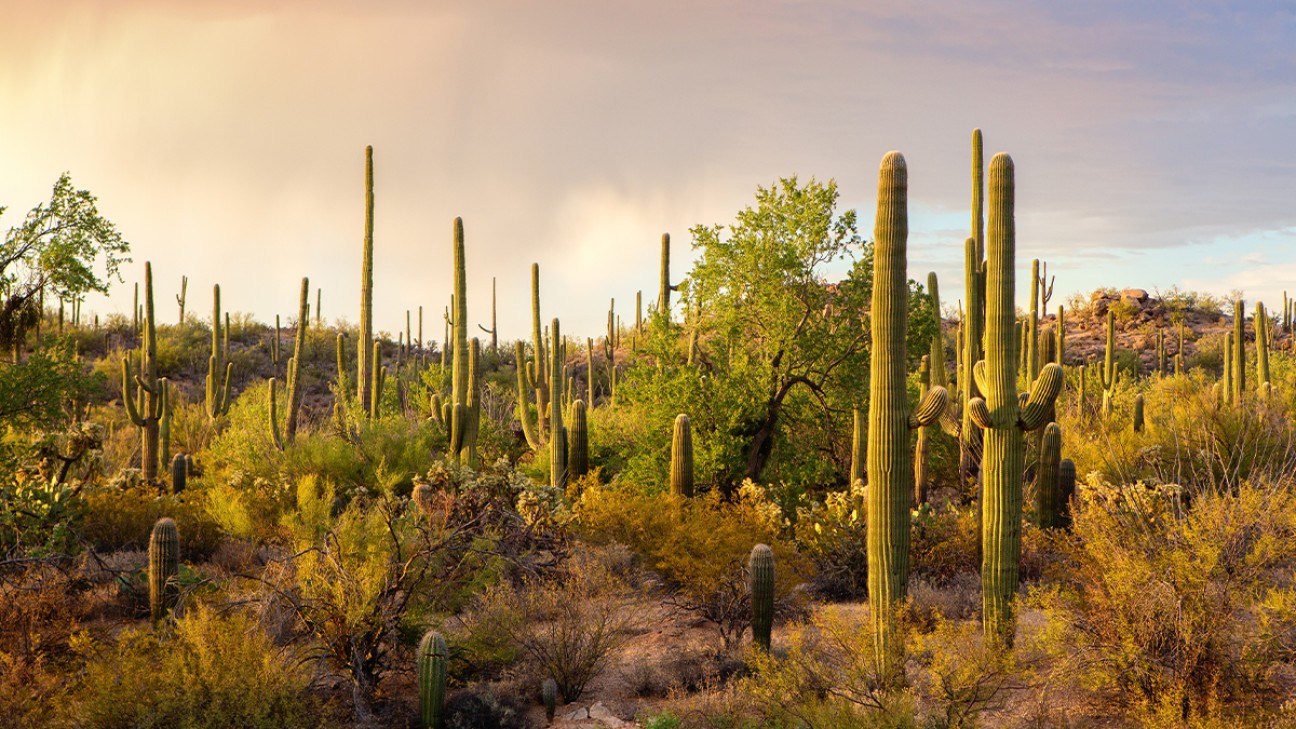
[[1033, 481, 1296, 719], [81, 486, 223, 556], [576, 481, 810, 649], [64, 605, 320, 728]]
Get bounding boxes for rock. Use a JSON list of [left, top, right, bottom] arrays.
[[1120, 288, 1149, 303]]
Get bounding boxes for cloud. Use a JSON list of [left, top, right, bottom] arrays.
[[0, 1, 1292, 337]]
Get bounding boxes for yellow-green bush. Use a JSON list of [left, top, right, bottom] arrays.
[[81, 486, 223, 556], [576, 481, 810, 649], [64, 605, 320, 728], [1033, 480, 1296, 720]]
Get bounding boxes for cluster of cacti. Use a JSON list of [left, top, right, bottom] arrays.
[[749, 543, 775, 651], [960, 129, 987, 486], [417, 630, 448, 729], [122, 262, 169, 482], [205, 284, 234, 421], [445, 218, 480, 464], [965, 152, 1063, 647], [515, 264, 551, 451], [271, 278, 311, 449], [867, 152, 948, 676], [670, 413, 693, 497], [149, 516, 179, 623]]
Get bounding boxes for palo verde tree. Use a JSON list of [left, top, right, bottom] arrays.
[[0, 173, 130, 356], [684, 176, 935, 486]]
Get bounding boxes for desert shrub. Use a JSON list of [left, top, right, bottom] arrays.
[[442, 687, 529, 729], [63, 604, 319, 728], [1033, 480, 1296, 720], [466, 551, 640, 701], [909, 505, 980, 588], [734, 603, 917, 728], [576, 481, 811, 649], [81, 486, 223, 556], [262, 460, 558, 718], [909, 618, 1022, 729], [793, 481, 868, 599]]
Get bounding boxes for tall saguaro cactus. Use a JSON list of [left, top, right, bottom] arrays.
[[1100, 310, 1120, 419], [965, 153, 1064, 648], [867, 152, 948, 678], [1233, 298, 1246, 403], [123, 263, 168, 482], [550, 318, 567, 488], [358, 145, 375, 416], [658, 233, 673, 319]]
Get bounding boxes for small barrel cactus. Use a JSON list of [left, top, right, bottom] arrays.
[[418, 629, 448, 729], [749, 544, 775, 651], [542, 677, 558, 723], [149, 517, 180, 623]]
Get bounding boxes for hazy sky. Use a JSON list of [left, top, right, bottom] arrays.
[[1, 1, 1294, 340]]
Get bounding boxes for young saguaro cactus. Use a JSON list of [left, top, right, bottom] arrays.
[[1133, 393, 1145, 432], [867, 152, 948, 678], [965, 153, 1063, 648], [658, 233, 674, 319], [149, 517, 180, 623], [670, 413, 694, 497], [1233, 298, 1246, 403], [850, 407, 865, 487], [542, 678, 558, 723], [749, 543, 775, 652], [1035, 423, 1063, 529], [171, 453, 187, 493], [122, 263, 168, 482], [417, 630, 448, 729], [1256, 301, 1271, 394], [568, 399, 589, 480]]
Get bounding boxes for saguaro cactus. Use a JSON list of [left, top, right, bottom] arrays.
[[171, 453, 187, 493], [749, 543, 775, 652], [149, 517, 179, 623], [542, 678, 558, 723], [670, 413, 693, 497], [914, 355, 932, 505], [867, 152, 948, 677], [658, 233, 673, 319], [965, 153, 1063, 648], [568, 399, 589, 480], [850, 407, 865, 487], [1133, 393, 1145, 432], [417, 630, 448, 729], [1059, 458, 1077, 528], [1257, 301, 1271, 394], [550, 318, 567, 489], [123, 263, 168, 482], [204, 285, 234, 421], [1233, 298, 1246, 403], [1100, 310, 1120, 419], [176, 274, 187, 323], [359, 145, 375, 416], [1035, 423, 1063, 529]]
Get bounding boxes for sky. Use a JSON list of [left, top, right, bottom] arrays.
[[1, 0, 1294, 341]]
